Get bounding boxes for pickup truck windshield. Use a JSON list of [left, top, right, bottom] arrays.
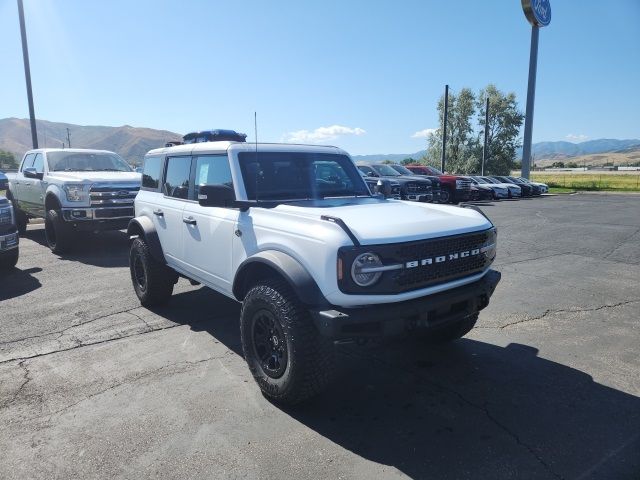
[[47, 152, 133, 172], [373, 165, 402, 176], [238, 152, 369, 200]]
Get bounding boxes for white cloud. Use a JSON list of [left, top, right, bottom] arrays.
[[566, 133, 588, 142], [282, 125, 366, 144], [411, 128, 437, 139]]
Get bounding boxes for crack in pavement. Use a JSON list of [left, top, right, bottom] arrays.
[[0, 305, 144, 347], [603, 226, 640, 260], [0, 360, 32, 410], [20, 356, 226, 421], [341, 347, 564, 480], [497, 300, 640, 330]]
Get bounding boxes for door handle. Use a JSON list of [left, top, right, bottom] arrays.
[[183, 216, 197, 225], [153, 209, 164, 217]]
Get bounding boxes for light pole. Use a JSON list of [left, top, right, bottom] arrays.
[[520, 0, 551, 179], [481, 97, 490, 176], [17, 0, 38, 149], [441, 84, 449, 173]]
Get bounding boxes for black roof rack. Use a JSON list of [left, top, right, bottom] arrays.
[[182, 129, 247, 144]]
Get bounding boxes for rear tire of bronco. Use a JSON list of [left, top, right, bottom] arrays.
[[0, 248, 19, 270], [129, 237, 175, 307], [44, 209, 73, 254], [240, 278, 335, 405], [421, 313, 478, 344]]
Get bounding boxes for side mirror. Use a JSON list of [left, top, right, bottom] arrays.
[[197, 184, 235, 207], [374, 179, 393, 198], [23, 167, 43, 180]]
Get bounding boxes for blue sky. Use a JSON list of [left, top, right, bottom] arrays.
[[1, 0, 639, 155]]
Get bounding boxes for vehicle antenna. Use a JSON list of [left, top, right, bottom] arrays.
[[254, 112, 259, 204]]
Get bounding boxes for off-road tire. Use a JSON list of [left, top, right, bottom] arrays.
[[0, 248, 19, 270], [240, 278, 335, 405], [44, 209, 73, 254], [129, 237, 175, 307], [421, 313, 478, 344]]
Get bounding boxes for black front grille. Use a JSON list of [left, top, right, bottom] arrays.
[[0, 208, 12, 226], [406, 182, 430, 194], [338, 228, 495, 294]]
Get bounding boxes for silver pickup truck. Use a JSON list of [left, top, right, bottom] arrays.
[[6, 148, 141, 253]]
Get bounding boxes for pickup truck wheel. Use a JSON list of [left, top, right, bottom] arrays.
[[15, 210, 28, 235], [0, 248, 19, 270], [129, 237, 175, 307], [44, 209, 73, 254], [439, 188, 451, 204], [421, 313, 478, 344], [240, 278, 335, 405]]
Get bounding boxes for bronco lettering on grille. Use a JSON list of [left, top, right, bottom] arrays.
[[405, 248, 480, 268]]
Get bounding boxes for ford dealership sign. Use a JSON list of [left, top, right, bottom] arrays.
[[522, 0, 551, 27]]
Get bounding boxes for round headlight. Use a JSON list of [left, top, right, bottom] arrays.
[[351, 252, 383, 287]]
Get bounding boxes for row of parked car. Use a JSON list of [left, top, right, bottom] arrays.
[[356, 163, 548, 204]]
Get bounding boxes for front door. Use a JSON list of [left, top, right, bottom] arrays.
[[21, 153, 46, 217], [181, 154, 238, 295]]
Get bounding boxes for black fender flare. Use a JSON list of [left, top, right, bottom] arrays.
[[127, 216, 166, 264], [233, 250, 328, 307]]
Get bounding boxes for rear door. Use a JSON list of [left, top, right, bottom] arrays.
[[154, 155, 193, 268], [181, 154, 238, 294]]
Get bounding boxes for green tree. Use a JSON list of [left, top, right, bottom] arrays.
[[426, 88, 477, 173], [0, 150, 18, 170], [401, 157, 415, 165], [476, 85, 524, 175], [551, 161, 565, 168]]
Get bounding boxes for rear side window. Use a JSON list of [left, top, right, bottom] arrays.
[[142, 156, 162, 190], [163, 156, 192, 199]]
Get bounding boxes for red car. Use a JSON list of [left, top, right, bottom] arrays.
[[405, 165, 472, 204]]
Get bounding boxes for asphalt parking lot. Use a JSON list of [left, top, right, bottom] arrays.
[[1, 193, 639, 480]]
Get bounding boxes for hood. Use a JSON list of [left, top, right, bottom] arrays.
[[46, 171, 142, 184], [274, 198, 492, 245]]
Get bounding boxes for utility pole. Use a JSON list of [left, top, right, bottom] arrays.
[[521, 0, 551, 179], [481, 97, 490, 176], [66, 128, 71, 148], [17, 0, 38, 149], [441, 84, 449, 173]]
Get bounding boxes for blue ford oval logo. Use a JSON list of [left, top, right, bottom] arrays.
[[522, 0, 551, 27]]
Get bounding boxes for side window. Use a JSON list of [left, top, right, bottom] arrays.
[[191, 154, 233, 199], [163, 156, 192, 199], [32, 153, 44, 173], [358, 165, 375, 176], [21, 153, 35, 171], [142, 155, 162, 190]]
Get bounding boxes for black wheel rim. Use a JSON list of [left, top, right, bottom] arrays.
[[45, 217, 56, 248], [133, 252, 147, 292], [251, 309, 288, 379], [441, 190, 449, 203]]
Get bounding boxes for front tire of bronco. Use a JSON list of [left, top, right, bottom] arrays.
[[129, 237, 176, 307], [44, 209, 73, 253], [421, 313, 478, 344], [240, 278, 335, 405]]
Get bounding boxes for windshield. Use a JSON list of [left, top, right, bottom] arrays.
[[472, 176, 488, 184], [47, 151, 132, 172], [373, 165, 401, 176], [483, 177, 500, 184], [390, 165, 414, 175], [239, 152, 370, 200]]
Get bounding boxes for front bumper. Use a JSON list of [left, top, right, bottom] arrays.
[[311, 269, 501, 339], [62, 207, 133, 231], [0, 230, 19, 252], [405, 193, 433, 202]]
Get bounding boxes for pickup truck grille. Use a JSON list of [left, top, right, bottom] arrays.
[[457, 179, 472, 190], [90, 185, 139, 207], [0, 207, 12, 226], [338, 228, 495, 294], [405, 182, 430, 194]]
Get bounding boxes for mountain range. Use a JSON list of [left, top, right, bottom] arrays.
[[1, 118, 638, 167]]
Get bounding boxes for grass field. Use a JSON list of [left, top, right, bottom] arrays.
[[530, 173, 640, 192]]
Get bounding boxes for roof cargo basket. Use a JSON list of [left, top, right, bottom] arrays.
[[182, 129, 247, 144]]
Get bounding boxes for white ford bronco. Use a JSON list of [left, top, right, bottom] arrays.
[[128, 130, 501, 404], [6, 148, 141, 253]]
